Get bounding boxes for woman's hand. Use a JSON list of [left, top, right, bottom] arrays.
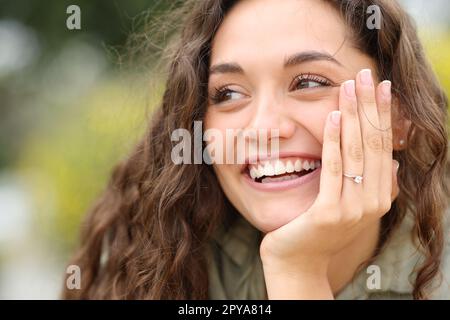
[[259, 69, 400, 299]]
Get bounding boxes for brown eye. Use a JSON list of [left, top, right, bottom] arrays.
[[210, 87, 246, 104], [297, 79, 324, 89], [291, 74, 331, 91]]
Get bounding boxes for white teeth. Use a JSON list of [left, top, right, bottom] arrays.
[[264, 162, 275, 176], [303, 161, 310, 171], [274, 160, 286, 175], [250, 167, 258, 179], [257, 165, 264, 178], [248, 158, 321, 180], [286, 161, 294, 173], [294, 159, 302, 171]]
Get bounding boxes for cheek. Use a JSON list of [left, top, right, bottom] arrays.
[[212, 164, 233, 186], [204, 109, 258, 164], [212, 164, 246, 211], [204, 108, 249, 131], [285, 98, 338, 143]]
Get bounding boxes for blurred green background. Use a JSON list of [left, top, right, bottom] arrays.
[[0, 0, 449, 298]]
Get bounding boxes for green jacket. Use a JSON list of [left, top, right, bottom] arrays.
[[206, 211, 450, 299]]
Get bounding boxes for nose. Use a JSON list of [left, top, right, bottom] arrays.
[[246, 94, 296, 143]]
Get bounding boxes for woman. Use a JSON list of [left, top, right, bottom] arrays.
[[63, 0, 450, 299]]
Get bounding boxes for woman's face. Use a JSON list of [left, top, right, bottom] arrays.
[[204, 0, 378, 233]]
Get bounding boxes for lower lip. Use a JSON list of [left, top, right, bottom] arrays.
[[242, 166, 321, 191]]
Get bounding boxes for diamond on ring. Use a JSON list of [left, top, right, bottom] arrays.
[[343, 173, 363, 184]]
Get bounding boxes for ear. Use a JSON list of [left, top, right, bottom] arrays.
[[391, 97, 411, 151]]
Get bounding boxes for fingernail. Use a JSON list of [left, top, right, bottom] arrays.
[[382, 80, 391, 98], [344, 80, 355, 97], [331, 111, 341, 126], [393, 160, 400, 171], [359, 69, 373, 86]]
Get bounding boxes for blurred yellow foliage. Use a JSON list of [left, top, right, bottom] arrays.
[[18, 78, 161, 250], [423, 32, 450, 101]]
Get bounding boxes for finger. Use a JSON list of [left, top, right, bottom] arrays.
[[376, 80, 394, 215], [391, 159, 400, 202], [339, 80, 364, 198], [318, 110, 342, 204], [356, 69, 382, 208]]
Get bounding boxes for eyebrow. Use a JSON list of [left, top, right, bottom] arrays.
[[209, 62, 244, 75], [284, 51, 342, 68], [209, 50, 342, 75]]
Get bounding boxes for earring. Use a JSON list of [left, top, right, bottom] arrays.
[[399, 139, 405, 146]]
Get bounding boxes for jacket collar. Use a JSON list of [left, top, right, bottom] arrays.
[[212, 213, 262, 266], [211, 210, 449, 299]]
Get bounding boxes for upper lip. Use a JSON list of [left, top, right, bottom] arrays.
[[240, 151, 321, 173]]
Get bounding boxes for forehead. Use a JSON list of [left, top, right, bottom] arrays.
[[210, 0, 349, 67]]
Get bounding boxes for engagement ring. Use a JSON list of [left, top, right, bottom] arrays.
[[343, 173, 363, 184]]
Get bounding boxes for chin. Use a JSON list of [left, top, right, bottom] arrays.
[[245, 196, 316, 233]]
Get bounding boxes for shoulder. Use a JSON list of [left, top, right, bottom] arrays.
[[374, 208, 450, 299], [337, 208, 450, 299]]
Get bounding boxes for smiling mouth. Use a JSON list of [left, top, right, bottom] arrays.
[[244, 157, 321, 183]]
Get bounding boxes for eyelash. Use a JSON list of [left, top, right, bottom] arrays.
[[209, 87, 236, 105], [291, 73, 332, 90], [209, 73, 332, 105]]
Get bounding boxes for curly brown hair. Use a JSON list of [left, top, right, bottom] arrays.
[[62, 0, 449, 299]]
